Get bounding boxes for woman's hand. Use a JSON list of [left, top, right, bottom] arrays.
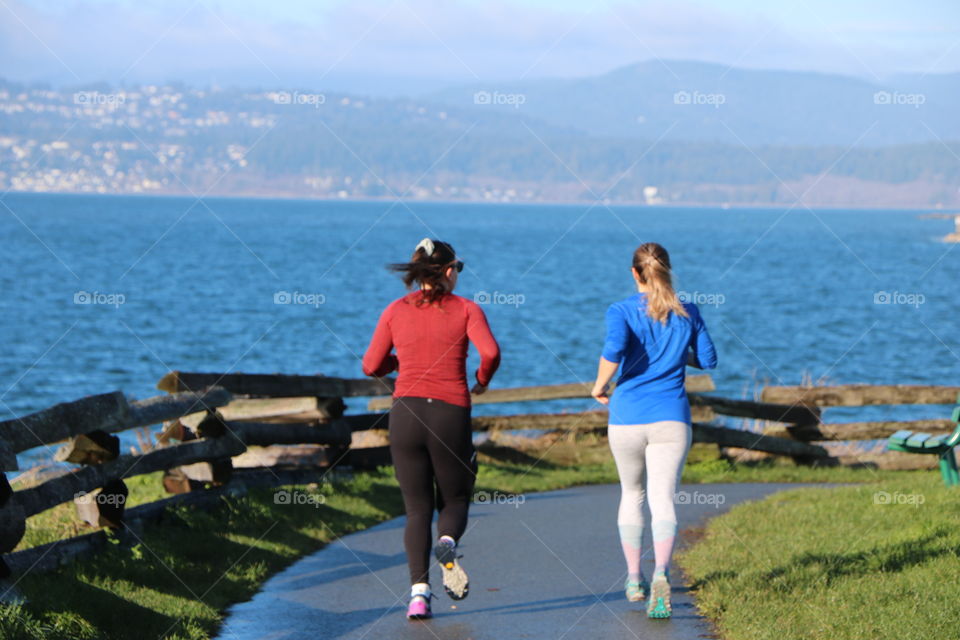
[[592, 357, 618, 405], [471, 383, 488, 395], [591, 382, 610, 405]]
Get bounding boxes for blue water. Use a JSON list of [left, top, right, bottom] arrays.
[[2, 193, 957, 465]]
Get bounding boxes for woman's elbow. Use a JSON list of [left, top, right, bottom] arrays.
[[480, 344, 501, 365], [601, 352, 622, 365], [361, 357, 379, 377]]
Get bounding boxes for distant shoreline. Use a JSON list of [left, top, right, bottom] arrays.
[[2, 188, 950, 214]]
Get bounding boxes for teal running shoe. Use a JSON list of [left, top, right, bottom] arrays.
[[625, 577, 650, 602], [647, 570, 671, 619]]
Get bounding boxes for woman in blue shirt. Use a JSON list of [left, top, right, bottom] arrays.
[[591, 242, 717, 619]]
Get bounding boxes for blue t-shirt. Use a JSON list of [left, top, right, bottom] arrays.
[[602, 293, 717, 425]]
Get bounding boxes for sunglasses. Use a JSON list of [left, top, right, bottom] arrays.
[[452, 260, 464, 273]]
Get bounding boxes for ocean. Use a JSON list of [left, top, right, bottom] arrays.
[[1, 193, 957, 466]]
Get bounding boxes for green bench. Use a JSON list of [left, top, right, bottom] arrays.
[[887, 399, 960, 486]]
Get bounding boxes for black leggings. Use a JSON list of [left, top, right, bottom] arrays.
[[389, 396, 477, 585]]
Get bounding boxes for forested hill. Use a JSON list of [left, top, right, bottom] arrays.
[[426, 60, 960, 147], [1, 63, 957, 207]]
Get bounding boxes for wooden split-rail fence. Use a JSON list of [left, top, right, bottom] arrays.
[[0, 371, 956, 578]]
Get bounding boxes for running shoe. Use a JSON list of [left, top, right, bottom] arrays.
[[647, 570, 671, 619], [406, 585, 432, 620], [625, 577, 650, 602], [434, 537, 470, 600]]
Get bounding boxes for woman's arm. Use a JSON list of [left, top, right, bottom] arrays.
[[466, 302, 501, 395], [361, 306, 399, 377], [592, 304, 628, 405], [688, 306, 718, 370], [591, 357, 619, 405]]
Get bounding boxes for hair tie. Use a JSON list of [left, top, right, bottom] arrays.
[[415, 238, 435, 256]]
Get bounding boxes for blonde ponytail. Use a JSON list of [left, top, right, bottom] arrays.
[[632, 243, 688, 324]]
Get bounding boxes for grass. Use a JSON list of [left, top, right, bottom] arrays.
[[1, 435, 933, 639], [479, 435, 921, 486], [679, 473, 960, 640], [6, 469, 403, 640], [17, 473, 171, 550]]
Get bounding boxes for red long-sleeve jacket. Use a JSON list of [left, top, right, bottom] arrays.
[[362, 291, 501, 407]]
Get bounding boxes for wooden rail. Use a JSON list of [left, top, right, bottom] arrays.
[[368, 374, 716, 411], [761, 384, 960, 407], [764, 419, 956, 442], [3, 371, 956, 577], [468, 406, 716, 432], [751, 385, 960, 472], [2, 467, 334, 576], [0, 378, 356, 575], [12, 437, 247, 518], [758, 386, 960, 453], [158, 371, 393, 398], [0, 388, 232, 462], [691, 423, 828, 459], [689, 394, 820, 424]]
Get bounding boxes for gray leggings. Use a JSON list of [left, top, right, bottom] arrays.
[[608, 421, 691, 572]]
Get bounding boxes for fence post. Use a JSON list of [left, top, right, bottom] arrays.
[[0, 441, 16, 472], [56, 430, 121, 465], [1, 465, 26, 575]]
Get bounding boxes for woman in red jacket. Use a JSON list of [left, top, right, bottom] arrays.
[[362, 238, 501, 620]]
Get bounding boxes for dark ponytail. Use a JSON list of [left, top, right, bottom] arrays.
[[389, 238, 457, 306]]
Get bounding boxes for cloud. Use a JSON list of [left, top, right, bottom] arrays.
[[1, 0, 957, 93]]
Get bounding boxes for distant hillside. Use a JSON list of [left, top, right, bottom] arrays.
[[0, 73, 957, 207], [425, 60, 960, 147]]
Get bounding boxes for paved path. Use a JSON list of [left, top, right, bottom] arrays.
[[216, 482, 807, 640]]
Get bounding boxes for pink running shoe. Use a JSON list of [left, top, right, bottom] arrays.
[[406, 585, 432, 620]]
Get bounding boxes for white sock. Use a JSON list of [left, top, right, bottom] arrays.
[[411, 582, 431, 598], [438, 535, 456, 546]]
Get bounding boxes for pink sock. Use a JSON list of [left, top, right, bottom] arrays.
[[652, 520, 677, 573], [621, 539, 642, 579], [653, 537, 675, 573]]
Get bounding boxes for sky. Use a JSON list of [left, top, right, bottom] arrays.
[[1, 0, 958, 96]]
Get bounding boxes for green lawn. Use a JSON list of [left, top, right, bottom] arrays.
[[679, 473, 960, 640], [0, 438, 932, 640], [5, 469, 403, 640]]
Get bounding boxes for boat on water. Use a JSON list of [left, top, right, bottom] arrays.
[[947, 215, 960, 243], [918, 212, 960, 242]]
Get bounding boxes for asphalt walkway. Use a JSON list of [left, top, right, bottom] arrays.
[[216, 482, 805, 640]]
